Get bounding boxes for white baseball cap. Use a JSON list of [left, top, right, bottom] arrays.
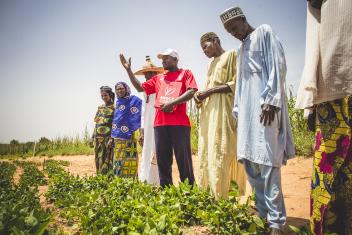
[[157, 48, 179, 60]]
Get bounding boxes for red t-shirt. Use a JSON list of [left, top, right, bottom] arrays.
[[142, 69, 198, 127]]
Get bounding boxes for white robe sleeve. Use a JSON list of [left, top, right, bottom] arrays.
[[260, 26, 287, 109]]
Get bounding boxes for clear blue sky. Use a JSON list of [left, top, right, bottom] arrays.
[[0, 0, 307, 143]]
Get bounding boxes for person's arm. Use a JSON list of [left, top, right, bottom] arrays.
[[161, 88, 196, 113], [260, 26, 286, 126], [119, 54, 144, 92], [195, 85, 232, 101], [196, 50, 237, 102]]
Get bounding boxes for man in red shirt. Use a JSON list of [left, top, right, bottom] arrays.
[[119, 48, 198, 186]]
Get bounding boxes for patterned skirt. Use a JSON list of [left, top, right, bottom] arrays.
[[94, 137, 113, 174], [113, 133, 138, 178], [311, 96, 352, 235]]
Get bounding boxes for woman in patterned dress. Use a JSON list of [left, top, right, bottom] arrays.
[[111, 82, 142, 177], [296, 1, 352, 233], [90, 86, 115, 174]]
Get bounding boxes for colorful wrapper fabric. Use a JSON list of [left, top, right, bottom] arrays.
[[94, 137, 113, 174], [311, 96, 352, 235], [113, 132, 138, 178], [93, 104, 114, 174]]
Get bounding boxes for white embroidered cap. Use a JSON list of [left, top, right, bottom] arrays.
[[220, 6, 244, 24]]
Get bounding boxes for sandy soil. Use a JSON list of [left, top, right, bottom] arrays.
[[7, 154, 312, 234]]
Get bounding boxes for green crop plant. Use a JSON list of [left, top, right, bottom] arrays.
[[44, 160, 267, 234]]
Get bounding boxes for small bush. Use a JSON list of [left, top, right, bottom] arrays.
[[288, 97, 315, 156]]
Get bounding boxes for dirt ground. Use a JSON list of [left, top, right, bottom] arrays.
[[15, 155, 312, 234]]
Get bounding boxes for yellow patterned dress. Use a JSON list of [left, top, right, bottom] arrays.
[[113, 132, 139, 177], [93, 104, 115, 174], [311, 96, 352, 235]]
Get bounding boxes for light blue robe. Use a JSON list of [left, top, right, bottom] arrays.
[[233, 24, 295, 167]]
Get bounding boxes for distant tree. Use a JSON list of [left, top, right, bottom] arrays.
[[10, 139, 20, 145], [24, 141, 35, 148], [38, 137, 51, 144]]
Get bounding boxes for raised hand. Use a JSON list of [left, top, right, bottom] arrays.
[[119, 54, 132, 70]]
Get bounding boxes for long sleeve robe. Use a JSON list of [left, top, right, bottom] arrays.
[[234, 25, 295, 167], [198, 50, 246, 199]]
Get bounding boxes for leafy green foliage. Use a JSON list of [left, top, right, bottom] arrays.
[[35, 136, 92, 157], [289, 224, 339, 235], [44, 160, 267, 234], [14, 161, 47, 187], [0, 135, 93, 158], [1, 159, 267, 234], [10, 139, 20, 145], [187, 99, 199, 154], [0, 161, 16, 189], [287, 96, 315, 156], [0, 161, 51, 235], [190, 117, 199, 154]]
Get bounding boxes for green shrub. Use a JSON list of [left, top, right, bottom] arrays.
[[14, 161, 47, 187], [0, 161, 51, 235], [287, 97, 315, 156], [44, 160, 267, 234], [0, 135, 93, 157]]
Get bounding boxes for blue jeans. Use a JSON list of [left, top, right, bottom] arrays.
[[243, 159, 286, 230]]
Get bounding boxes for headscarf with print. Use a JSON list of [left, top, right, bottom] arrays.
[[100, 85, 115, 103], [111, 82, 142, 140]]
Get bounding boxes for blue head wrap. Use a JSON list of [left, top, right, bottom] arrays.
[[111, 82, 142, 140]]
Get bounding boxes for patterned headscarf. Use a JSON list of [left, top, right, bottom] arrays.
[[100, 86, 115, 103], [115, 81, 131, 98], [111, 82, 141, 140]]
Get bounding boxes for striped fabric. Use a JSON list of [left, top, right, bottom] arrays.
[[296, 0, 352, 109]]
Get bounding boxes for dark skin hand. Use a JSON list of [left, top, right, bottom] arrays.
[[119, 54, 144, 92], [161, 89, 196, 113], [195, 85, 232, 102], [260, 104, 278, 126]]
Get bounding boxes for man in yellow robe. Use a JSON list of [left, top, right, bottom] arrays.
[[195, 32, 246, 199]]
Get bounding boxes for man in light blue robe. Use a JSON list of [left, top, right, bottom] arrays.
[[220, 6, 295, 235]]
